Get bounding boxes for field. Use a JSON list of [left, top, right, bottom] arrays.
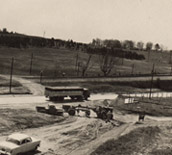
[[0, 46, 171, 77], [1, 46, 172, 94], [0, 76, 30, 94]]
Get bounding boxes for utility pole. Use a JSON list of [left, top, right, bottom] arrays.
[[43, 31, 46, 38], [40, 70, 43, 83], [131, 64, 134, 75], [149, 63, 155, 99], [170, 51, 172, 64], [148, 50, 150, 62], [75, 53, 79, 73], [121, 51, 124, 65], [9, 57, 14, 93], [29, 53, 33, 75], [77, 62, 81, 77]]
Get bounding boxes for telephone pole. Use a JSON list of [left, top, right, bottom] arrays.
[[148, 50, 150, 62], [170, 51, 172, 64], [149, 63, 155, 99], [77, 62, 81, 77], [75, 53, 79, 73], [40, 70, 43, 83], [131, 64, 134, 75], [9, 57, 14, 93], [121, 51, 124, 65], [29, 53, 33, 75]]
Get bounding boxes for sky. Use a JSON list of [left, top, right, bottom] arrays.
[[1, 0, 172, 49]]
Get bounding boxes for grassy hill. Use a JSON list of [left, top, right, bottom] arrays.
[[0, 46, 171, 77]]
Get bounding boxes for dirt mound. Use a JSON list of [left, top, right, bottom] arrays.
[[91, 126, 160, 155]]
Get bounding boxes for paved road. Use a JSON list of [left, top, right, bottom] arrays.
[[0, 93, 117, 109]]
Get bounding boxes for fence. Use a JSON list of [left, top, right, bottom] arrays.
[[123, 92, 172, 104]]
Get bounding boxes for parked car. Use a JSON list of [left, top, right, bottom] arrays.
[[0, 133, 40, 155]]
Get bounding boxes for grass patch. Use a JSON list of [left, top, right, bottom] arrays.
[[0, 77, 30, 94], [40, 80, 162, 94], [0, 47, 171, 77], [0, 76, 21, 87], [91, 126, 160, 155]]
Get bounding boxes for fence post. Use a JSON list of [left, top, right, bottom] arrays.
[[149, 64, 155, 99], [40, 70, 43, 83], [29, 53, 33, 75], [131, 64, 134, 75], [9, 57, 14, 93]]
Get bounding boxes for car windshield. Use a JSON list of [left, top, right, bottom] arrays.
[[6, 138, 20, 145]]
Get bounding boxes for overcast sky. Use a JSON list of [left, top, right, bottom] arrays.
[[1, 0, 172, 49]]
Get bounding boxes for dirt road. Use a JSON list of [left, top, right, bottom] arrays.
[[0, 109, 136, 155], [0, 74, 44, 95], [0, 95, 172, 155], [0, 74, 120, 155], [1, 75, 172, 154]]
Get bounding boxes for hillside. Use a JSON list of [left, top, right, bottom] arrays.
[[0, 46, 171, 77]]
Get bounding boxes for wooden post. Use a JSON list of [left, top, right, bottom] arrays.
[[121, 51, 124, 65], [148, 50, 150, 62], [75, 53, 79, 72], [77, 62, 81, 77], [149, 64, 155, 99], [30, 53, 33, 75], [131, 64, 134, 75], [40, 71, 43, 83], [9, 57, 14, 93]]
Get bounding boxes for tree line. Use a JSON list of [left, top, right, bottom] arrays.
[[0, 28, 86, 50], [90, 38, 168, 52], [86, 47, 145, 60]]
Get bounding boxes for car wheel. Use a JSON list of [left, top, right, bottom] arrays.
[[68, 108, 76, 116]]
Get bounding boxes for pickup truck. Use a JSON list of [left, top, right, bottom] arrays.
[[0, 133, 40, 155]]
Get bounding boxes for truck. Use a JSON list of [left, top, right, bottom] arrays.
[[36, 105, 64, 116], [44, 86, 90, 101]]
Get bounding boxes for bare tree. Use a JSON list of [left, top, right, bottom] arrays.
[[80, 55, 92, 77], [99, 52, 118, 76]]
